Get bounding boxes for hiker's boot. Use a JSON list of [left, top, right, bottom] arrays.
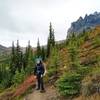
[[36, 87, 40, 90], [40, 89, 46, 93]]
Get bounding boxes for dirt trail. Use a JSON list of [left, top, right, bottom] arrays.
[[0, 75, 36, 100], [13, 75, 36, 98], [0, 75, 60, 100], [25, 85, 60, 100]]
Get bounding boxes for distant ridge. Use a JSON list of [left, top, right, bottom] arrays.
[[0, 45, 8, 53], [0, 39, 65, 55], [67, 11, 100, 36]]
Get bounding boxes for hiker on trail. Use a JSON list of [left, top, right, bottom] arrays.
[[34, 59, 46, 92]]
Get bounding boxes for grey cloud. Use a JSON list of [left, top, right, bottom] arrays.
[[0, 0, 100, 47], [0, 0, 67, 33]]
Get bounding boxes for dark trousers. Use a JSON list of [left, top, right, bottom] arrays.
[[37, 75, 44, 90]]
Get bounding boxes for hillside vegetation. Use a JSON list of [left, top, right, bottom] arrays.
[[0, 24, 100, 100], [53, 26, 100, 99]]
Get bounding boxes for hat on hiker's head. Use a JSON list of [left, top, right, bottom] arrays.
[[39, 57, 42, 62], [36, 57, 42, 64], [36, 59, 40, 64]]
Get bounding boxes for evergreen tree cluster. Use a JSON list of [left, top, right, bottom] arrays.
[[10, 40, 34, 75], [36, 38, 46, 61], [36, 22, 55, 60], [0, 22, 56, 90]]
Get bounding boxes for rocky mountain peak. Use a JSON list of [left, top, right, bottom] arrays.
[[67, 11, 100, 37]]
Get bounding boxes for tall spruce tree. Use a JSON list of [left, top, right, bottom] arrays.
[[23, 41, 33, 69], [23, 47, 28, 69], [16, 40, 23, 72], [52, 28, 55, 46], [27, 41, 33, 66], [47, 22, 55, 57], [10, 41, 16, 74], [36, 38, 41, 58], [41, 46, 45, 61], [68, 35, 80, 70], [47, 37, 50, 57], [49, 22, 52, 40], [23, 41, 34, 74]]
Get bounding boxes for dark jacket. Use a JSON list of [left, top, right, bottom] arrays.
[[34, 63, 45, 76]]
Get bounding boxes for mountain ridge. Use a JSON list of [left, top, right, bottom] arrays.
[[0, 45, 8, 53], [67, 11, 100, 36]]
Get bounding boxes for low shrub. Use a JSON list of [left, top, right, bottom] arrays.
[[56, 72, 82, 97], [12, 68, 26, 87], [82, 67, 100, 96], [0, 67, 12, 89], [82, 77, 93, 96], [76, 66, 90, 77], [47, 68, 57, 77]]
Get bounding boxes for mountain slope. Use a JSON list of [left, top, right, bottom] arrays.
[[0, 26, 100, 100], [62, 26, 100, 99], [25, 26, 100, 100]]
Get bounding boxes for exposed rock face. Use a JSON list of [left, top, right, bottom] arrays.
[[67, 12, 100, 36]]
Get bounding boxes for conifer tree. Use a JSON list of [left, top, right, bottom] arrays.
[[23, 41, 34, 74], [16, 40, 22, 72], [23, 47, 28, 69], [47, 37, 51, 57], [47, 22, 55, 57], [52, 29, 55, 46], [49, 22, 52, 40], [41, 46, 45, 61], [27, 41, 33, 66], [10, 41, 16, 74], [68, 36, 80, 70], [36, 38, 41, 58], [49, 22, 55, 46], [23, 41, 33, 70]]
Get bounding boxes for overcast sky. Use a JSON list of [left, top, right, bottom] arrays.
[[0, 0, 100, 47]]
